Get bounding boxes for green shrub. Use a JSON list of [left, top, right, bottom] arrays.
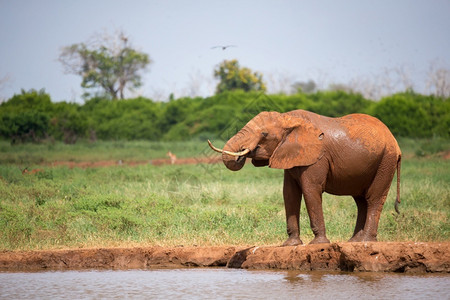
[[307, 90, 372, 117], [373, 92, 449, 138], [50, 102, 87, 143], [0, 89, 52, 143], [1, 89, 448, 143]]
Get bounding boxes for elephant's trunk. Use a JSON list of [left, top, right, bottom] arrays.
[[222, 136, 247, 171]]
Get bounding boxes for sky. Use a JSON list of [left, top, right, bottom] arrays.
[[1, 0, 449, 102]]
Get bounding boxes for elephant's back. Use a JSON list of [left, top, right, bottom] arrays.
[[338, 114, 401, 156], [285, 110, 401, 156], [339, 114, 397, 138]]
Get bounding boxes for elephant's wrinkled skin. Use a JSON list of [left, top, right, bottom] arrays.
[[209, 110, 401, 246]]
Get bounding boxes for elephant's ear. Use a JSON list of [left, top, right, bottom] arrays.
[[269, 117, 324, 169]]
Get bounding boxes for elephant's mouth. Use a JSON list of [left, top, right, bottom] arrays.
[[207, 140, 251, 157], [235, 155, 247, 164], [208, 140, 251, 171]]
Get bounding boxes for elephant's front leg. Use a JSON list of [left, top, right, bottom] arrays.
[[302, 182, 330, 244], [282, 171, 303, 246]]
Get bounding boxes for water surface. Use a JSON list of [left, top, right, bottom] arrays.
[[1, 269, 449, 299]]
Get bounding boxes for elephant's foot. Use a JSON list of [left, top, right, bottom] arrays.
[[348, 231, 377, 242], [308, 236, 330, 244], [282, 236, 303, 247]]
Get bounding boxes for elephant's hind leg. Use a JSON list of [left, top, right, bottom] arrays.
[[351, 155, 397, 242], [349, 195, 367, 242]]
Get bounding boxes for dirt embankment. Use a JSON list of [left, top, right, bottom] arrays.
[[1, 242, 449, 273]]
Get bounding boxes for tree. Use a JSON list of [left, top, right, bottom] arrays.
[[214, 59, 266, 94], [427, 63, 450, 98], [59, 31, 151, 99], [292, 80, 317, 94], [0, 74, 11, 103]]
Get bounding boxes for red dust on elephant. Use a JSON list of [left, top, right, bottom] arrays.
[[209, 109, 401, 246]]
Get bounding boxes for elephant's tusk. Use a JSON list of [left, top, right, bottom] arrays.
[[208, 140, 224, 153], [224, 148, 250, 157], [207, 140, 250, 157]]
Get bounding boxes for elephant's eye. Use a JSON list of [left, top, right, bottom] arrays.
[[261, 132, 268, 138]]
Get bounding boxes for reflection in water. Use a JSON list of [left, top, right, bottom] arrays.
[[280, 270, 450, 299], [0, 269, 449, 299]]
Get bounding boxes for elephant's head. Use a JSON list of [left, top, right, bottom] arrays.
[[208, 111, 325, 171]]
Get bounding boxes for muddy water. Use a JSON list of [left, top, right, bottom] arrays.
[[1, 269, 449, 299]]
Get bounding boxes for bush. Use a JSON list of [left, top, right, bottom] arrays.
[[0, 89, 52, 143], [307, 90, 372, 117], [373, 92, 449, 138], [82, 97, 163, 140], [50, 102, 87, 144], [0, 89, 448, 143]]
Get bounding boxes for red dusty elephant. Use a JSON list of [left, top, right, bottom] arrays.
[[209, 109, 401, 246]]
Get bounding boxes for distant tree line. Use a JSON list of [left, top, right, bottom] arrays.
[[0, 89, 448, 144], [3, 30, 447, 144]]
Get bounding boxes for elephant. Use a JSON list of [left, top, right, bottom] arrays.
[[208, 109, 401, 246]]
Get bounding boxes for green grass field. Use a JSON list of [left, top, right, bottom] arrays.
[[0, 138, 448, 250]]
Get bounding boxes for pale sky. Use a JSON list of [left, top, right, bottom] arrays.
[[1, 0, 449, 102]]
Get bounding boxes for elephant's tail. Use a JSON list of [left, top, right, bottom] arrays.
[[394, 155, 401, 214]]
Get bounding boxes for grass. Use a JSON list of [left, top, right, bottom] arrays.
[[0, 140, 209, 165], [0, 138, 448, 250]]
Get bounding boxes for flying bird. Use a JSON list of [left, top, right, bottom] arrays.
[[211, 45, 237, 50]]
